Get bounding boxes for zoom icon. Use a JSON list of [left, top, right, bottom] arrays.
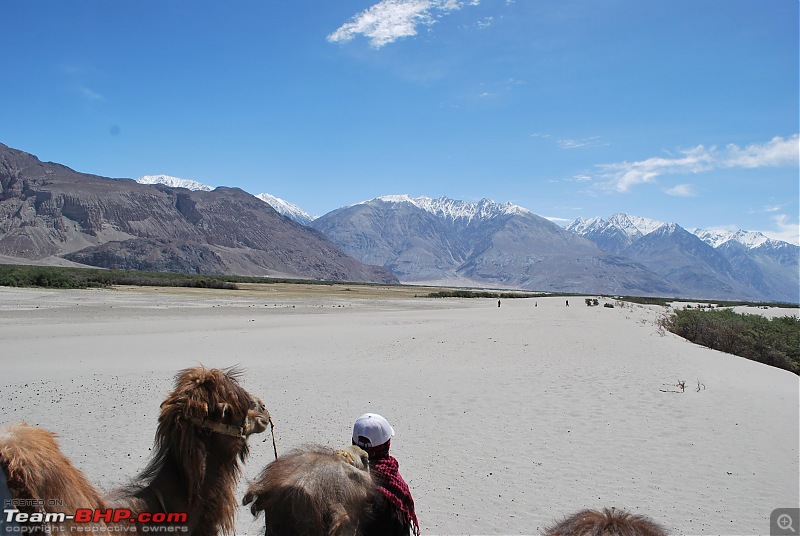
[[772, 509, 800, 536]]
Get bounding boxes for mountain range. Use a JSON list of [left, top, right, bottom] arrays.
[[1, 144, 796, 302], [0, 144, 396, 283], [566, 214, 799, 303], [310, 195, 680, 296], [141, 173, 798, 302], [134, 173, 800, 303]]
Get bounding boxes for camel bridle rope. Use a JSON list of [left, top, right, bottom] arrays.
[[188, 416, 248, 438], [187, 414, 279, 460]]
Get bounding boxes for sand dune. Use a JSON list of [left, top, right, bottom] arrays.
[[0, 286, 797, 535]]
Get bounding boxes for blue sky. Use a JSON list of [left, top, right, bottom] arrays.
[[2, 0, 798, 243]]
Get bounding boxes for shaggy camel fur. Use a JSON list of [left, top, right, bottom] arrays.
[[0, 366, 270, 536], [544, 507, 668, 536], [243, 445, 376, 536]]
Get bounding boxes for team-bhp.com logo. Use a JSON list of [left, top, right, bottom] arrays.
[[3, 505, 188, 533]]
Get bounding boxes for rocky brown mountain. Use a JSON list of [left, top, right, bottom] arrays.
[[0, 144, 397, 283]]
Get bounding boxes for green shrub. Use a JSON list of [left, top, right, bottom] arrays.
[[0, 264, 240, 291], [659, 308, 799, 374]]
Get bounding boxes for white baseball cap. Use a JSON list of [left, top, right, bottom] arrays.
[[352, 413, 395, 448]]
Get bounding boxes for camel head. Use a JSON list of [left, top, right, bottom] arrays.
[[245, 395, 271, 437], [155, 366, 269, 500]]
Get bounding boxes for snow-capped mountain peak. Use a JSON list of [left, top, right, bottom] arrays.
[[370, 195, 530, 222], [691, 227, 771, 249], [256, 193, 316, 225], [565, 216, 604, 235], [607, 213, 666, 238], [570, 213, 787, 251], [136, 175, 213, 191]]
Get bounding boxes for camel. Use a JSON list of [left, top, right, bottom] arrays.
[[0, 366, 271, 536], [243, 445, 376, 536], [544, 507, 668, 536]]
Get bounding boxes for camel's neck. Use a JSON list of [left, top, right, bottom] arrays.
[[137, 447, 240, 536]]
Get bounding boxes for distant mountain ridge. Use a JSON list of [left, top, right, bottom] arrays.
[[568, 213, 784, 250], [367, 195, 531, 222], [567, 213, 798, 302], [311, 195, 679, 296], [134, 174, 317, 226], [4, 145, 796, 301], [255, 193, 316, 226], [0, 144, 396, 283], [136, 174, 214, 192]]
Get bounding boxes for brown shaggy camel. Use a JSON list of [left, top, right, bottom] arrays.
[[243, 445, 376, 536], [544, 507, 668, 536], [0, 366, 271, 536]]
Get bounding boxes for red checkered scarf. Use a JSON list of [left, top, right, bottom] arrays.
[[364, 440, 420, 535]]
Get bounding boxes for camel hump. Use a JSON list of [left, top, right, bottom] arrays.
[[246, 446, 377, 535]]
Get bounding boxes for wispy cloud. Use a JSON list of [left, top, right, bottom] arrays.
[[476, 16, 494, 29], [723, 136, 799, 168], [596, 134, 799, 193], [327, 0, 479, 48], [543, 216, 572, 223], [557, 136, 607, 150], [664, 183, 697, 197], [77, 85, 104, 102], [760, 214, 800, 246]]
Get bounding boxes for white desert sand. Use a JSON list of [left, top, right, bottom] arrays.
[[0, 286, 797, 535]]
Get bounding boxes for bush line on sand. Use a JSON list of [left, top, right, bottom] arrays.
[[658, 308, 799, 375], [0, 264, 392, 290], [0, 265, 238, 290]]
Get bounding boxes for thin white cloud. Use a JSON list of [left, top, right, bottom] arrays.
[[327, 0, 479, 48], [760, 214, 800, 246], [557, 136, 608, 150], [598, 145, 714, 192], [596, 134, 799, 193], [723, 136, 799, 168], [543, 216, 572, 223], [664, 183, 697, 197], [762, 204, 783, 213], [476, 16, 494, 29], [77, 85, 104, 102]]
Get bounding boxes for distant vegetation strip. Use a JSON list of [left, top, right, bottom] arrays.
[[0, 264, 377, 290], [0, 264, 240, 289], [659, 308, 799, 375]]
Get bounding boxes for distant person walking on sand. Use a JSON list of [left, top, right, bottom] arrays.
[[498, 299, 501, 308], [566, 300, 569, 307], [352, 413, 420, 536]]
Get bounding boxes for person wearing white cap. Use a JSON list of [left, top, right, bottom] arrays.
[[352, 413, 419, 536]]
